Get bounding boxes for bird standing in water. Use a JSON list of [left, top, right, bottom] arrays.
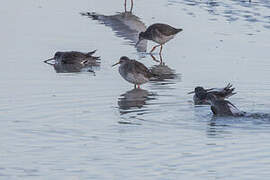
[[136, 23, 183, 54], [112, 56, 154, 88], [188, 83, 236, 105], [206, 94, 245, 117]]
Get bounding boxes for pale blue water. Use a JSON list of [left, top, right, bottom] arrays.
[[1, 0, 270, 179]]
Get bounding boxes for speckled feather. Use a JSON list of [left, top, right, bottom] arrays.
[[207, 83, 236, 99], [59, 51, 100, 64], [143, 23, 182, 39], [121, 59, 153, 79]]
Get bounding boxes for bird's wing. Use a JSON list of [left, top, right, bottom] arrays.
[[226, 101, 242, 115], [208, 83, 236, 99], [152, 23, 180, 36], [61, 52, 85, 64], [212, 100, 233, 116], [132, 60, 152, 78]]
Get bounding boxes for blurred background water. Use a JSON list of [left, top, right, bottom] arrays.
[[0, 0, 270, 179]]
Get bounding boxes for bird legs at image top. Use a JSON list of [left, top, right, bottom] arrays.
[[150, 44, 163, 55], [124, 0, 134, 12]]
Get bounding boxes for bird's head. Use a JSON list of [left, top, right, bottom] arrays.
[[44, 52, 63, 64], [53, 52, 63, 60], [135, 32, 146, 46], [112, 56, 130, 67], [194, 87, 208, 100], [139, 32, 146, 40], [188, 86, 207, 98]]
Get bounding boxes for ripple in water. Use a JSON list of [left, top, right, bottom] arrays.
[[168, 0, 270, 28]]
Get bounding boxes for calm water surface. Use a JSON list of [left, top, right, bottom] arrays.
[[1, 0, 270, 179]]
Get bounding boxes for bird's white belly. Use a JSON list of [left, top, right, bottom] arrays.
[[153, 35, 175, 44]]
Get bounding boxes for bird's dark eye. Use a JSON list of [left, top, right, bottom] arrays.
[[55, 52, 61, 58]]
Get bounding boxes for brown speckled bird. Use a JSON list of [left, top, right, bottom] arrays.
[[112, 56, 155, 88], [136, 23, 183, 54]]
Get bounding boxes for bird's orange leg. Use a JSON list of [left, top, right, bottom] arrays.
[[150, 54, 160, 63], [159, 53, 163, 63], [150, 45, 161, 54], [159, 44, 163, 55]]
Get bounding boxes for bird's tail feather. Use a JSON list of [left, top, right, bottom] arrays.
[[86, 50, 100, 60]]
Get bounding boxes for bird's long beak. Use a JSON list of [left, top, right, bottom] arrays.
[[112, 61, 120, 67], [187, 91, 195, 94], [44, 57, 55, 64]]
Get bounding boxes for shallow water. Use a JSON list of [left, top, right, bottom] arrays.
[[1, 0, 270, 179]]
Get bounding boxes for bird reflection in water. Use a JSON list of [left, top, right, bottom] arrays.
[[49, 60, 100, 73], [44, 50, 100, 73], [207, 118, 231, 138], [80, 11, 147, 52], [149, 54, 179, 82], [118, 88, 156, 115]]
